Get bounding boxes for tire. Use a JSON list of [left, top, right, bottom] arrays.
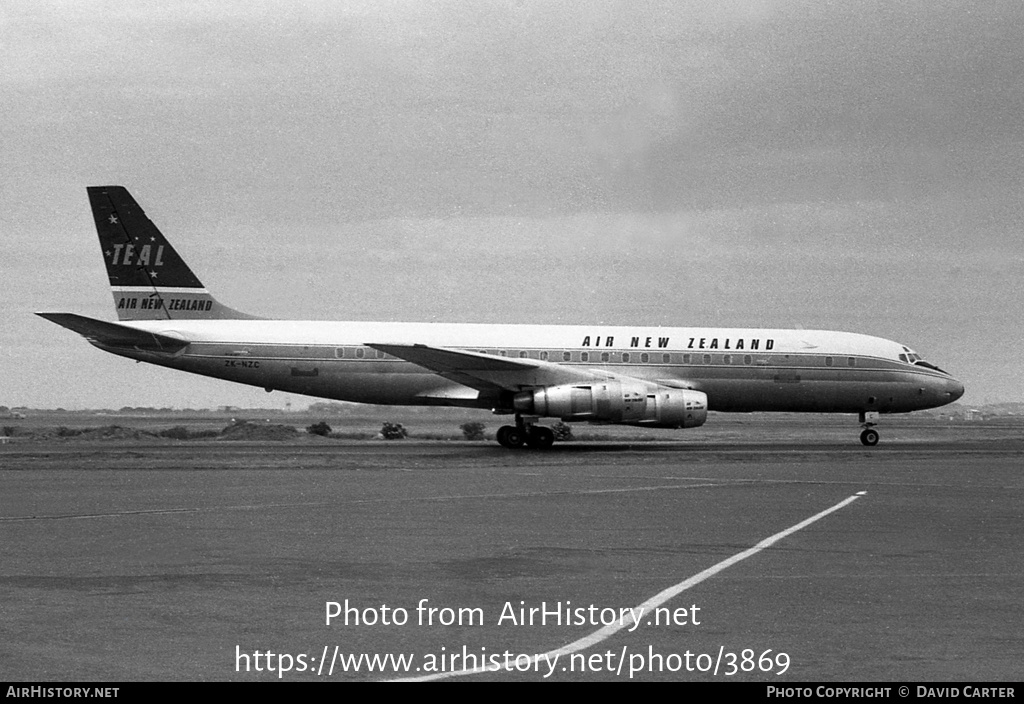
[[497, 425, 524, 448], [526, 426, 555, 450], [860, 428, 879, 446]]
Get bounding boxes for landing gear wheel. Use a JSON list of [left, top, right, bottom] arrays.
[[496, 425, 525, 449], [526, 426, 555, 450], [860, 428, 879, 446]]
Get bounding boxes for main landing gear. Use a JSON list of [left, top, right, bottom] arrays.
[[496, 415, 555, 450], [859, 411, 880, 446]]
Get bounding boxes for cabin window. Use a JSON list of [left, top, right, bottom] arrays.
[[848, 357, 856, 367], [723, 354, 731, 364], [600, 352, 610, 362], [825, 356, 834, 367], [581, 352, 590, 362], [703, 354, 712, 364], [335, 348, 345, 359], [622, 352, 631, 363], [683, 354, 691, 364], [744, 355, 752, 365], [640, 353, 649, 363], [376, 349, 386, 359], [519, 351, 528, 358], [563, 351, 572, 362], [356, 348, 365, 359], [662, 353, 671, 363], [540, 351, 548, 361]]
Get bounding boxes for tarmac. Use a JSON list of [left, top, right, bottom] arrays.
[[2, 433, 1022, 682]]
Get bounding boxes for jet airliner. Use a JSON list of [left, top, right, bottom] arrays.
[[38, 186, 964, 449]]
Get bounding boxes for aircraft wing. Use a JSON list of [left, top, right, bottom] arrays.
[[36, 313, 189, 353], [367, 343, 613, 393]]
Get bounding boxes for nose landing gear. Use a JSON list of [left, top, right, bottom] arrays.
[[859, 427, 880, 446], [859, 411, 880, 446]]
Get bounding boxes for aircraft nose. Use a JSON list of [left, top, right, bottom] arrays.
[[948, 378, 965, 403]]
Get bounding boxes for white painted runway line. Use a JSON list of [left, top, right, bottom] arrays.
[[391, 491, 867, 682]]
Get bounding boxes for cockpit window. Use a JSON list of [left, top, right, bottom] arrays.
[[902, 345, 949, 374], [914, 360, 949, 374], [901, 346, 923, 363]]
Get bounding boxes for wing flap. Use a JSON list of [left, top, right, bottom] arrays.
[[653, 378, 699, 390], [367, 343, 608, 392], [369, 344, 533, 373]]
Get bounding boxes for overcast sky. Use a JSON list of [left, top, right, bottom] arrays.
[[2, 0, 1021, 409]]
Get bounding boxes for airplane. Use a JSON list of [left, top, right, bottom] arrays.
[[38, 186, 965, 449]]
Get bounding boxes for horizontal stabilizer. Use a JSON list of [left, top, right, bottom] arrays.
[[36, 313, 189, 353]]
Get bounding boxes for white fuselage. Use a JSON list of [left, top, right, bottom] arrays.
[[101, 320, 964, 415]]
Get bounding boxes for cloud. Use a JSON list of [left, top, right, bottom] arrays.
[[2, 0, 1022, 405]]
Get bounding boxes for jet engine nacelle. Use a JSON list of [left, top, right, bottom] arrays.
[[513, 381, 708, 428]]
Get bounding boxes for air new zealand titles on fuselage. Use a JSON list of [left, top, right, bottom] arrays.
[[580, 335, 774, 351], [37, 186, 964, 449]]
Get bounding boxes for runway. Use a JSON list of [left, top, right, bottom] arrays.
[[2, 436, 1022, 681]]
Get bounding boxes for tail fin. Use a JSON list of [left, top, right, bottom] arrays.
[[88, 186, 259, 320]]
